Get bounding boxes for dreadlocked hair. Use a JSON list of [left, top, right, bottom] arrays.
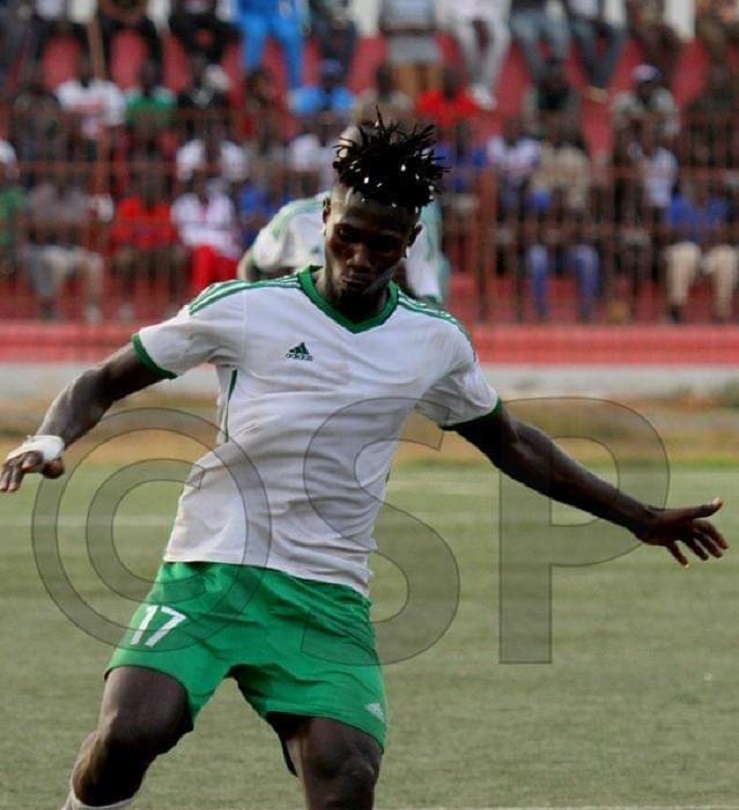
[[332, 114, 446, 213]]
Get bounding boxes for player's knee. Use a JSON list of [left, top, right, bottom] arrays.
[[98, 707, 185, 761], [307, 740, 380, 799]]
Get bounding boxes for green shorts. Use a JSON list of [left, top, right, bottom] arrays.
[[108, 563, 387, 755]]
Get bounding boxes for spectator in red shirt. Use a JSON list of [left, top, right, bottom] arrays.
[[415, 65, 480, 131], [110, 174, 188, 320], [171, 167, 240, 297]]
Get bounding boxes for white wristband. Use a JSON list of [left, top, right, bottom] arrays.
[[5, 435, 65, 464]]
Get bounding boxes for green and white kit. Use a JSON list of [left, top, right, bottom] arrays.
[[116, 269, 498, 751]]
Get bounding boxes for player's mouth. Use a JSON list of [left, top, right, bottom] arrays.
[[341, 272, 373, 295]]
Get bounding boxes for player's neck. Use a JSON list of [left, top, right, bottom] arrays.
[[313, 270, 389, 323]]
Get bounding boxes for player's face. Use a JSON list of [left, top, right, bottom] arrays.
[[323, 186, 419, 303]]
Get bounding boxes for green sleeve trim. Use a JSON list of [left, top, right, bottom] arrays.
[[132, 334, 177, 380], [222, 369, 238, 442], [441, 398, 502, 431]]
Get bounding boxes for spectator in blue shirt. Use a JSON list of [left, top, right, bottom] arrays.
[[237, 162, 293, 248], [664, 182, 737, 323], [288, 58, 355, 119], [237, 0, 305, 92]]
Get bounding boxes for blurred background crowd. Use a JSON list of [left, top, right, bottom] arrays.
[[0, 0, 738, 326]]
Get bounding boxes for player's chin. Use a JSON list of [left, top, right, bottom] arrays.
[[341, 276, 374, 298]]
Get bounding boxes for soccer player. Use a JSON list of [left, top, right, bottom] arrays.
[[0, 119, 728, 810]]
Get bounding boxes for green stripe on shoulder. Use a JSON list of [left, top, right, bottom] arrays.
[[189, 277, 300, 314], [189, 280, 247, 310], [270, 199, 323, 239], [132, 333, 177, 379], [398, 294, 473, 346]]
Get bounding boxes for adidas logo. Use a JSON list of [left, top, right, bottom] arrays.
[[286, 342, 314, 362], [364, 702, 385, 722]]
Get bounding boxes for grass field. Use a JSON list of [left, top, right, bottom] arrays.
[[1, 423, 738, 809]]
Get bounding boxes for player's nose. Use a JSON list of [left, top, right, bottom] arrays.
[[348, 242, 372, 270]]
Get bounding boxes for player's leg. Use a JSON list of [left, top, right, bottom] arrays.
[[283, 716, 382, 810], [61, 666, 192, 809]]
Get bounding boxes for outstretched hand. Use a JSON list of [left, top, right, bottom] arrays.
[[0, 452, 65, 493], [634, 498, 727, 567]]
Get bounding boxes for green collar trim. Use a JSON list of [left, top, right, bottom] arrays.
[[297, 267, 399, 333]]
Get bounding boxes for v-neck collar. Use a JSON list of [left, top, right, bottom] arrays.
[[297, 267, 399, 334]]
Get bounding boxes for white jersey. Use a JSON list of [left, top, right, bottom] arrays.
[[134, 271, 498, 595], [249, 193, 445, 303]]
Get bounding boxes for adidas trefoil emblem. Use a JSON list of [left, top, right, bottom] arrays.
[[286, 342, 314, 362], [364, 702, 385, 722]]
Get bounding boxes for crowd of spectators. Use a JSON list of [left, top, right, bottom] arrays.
[[0, 0, 738, 324]]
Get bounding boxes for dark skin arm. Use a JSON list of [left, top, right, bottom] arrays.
[[454, 403, 727, 567], [0, 346, 163, 493]]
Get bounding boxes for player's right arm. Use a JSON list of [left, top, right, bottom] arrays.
[[236, 247, 260, 282], [0, 345, 164, 493], [236, 247, 293, 282]]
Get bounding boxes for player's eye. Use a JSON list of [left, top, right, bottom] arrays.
[[370, 237, 402, 254], [335, 225, 359, 243]]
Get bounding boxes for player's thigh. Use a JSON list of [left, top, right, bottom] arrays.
[[97, 666, 193, 752]]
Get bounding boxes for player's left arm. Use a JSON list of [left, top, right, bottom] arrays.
[[453, 403, 728, 567]]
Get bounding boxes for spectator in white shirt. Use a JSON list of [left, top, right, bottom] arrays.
[[171, 168, 241, 297], [440, 0, 510, 110], [487, 116, 542, 210], [613, 63, 679, 139], [0, 139, 18, 173], [55, 53, 125, 159], [176, 121, 249, 192], [627, 124, 678, 213], [286, 115, 342, 197]]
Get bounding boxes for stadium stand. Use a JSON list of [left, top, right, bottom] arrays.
[[1, 0, 739, 366]]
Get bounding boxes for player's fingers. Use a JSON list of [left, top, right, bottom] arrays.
[[693, 526, 726, 559], [20, 451, 44, 472], [666, 541, 690, 568], [0, 462, 13, 492], [695, 520, 728, 549], [682, 537, 709, 562], [5, 460, 26, 493], [4, 452, 44, 492], [688, 497, 723, 519]]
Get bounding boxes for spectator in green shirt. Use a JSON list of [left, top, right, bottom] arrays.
[[125, 60, 176, 147], [0, 154, 26, 277]]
